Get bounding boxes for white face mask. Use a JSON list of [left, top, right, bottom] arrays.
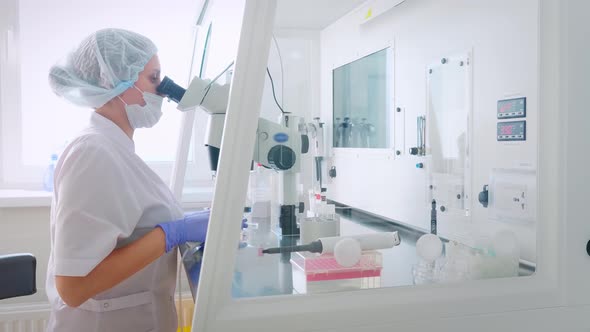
[[118, 85, 163, 129]]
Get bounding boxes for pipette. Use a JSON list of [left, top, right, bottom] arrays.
[[261, 232, 400, 255]]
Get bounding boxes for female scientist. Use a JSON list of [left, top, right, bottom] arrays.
[[45, 28, 207, 331]]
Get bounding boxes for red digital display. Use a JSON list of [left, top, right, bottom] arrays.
[[497, 97, 526, 119], [499, 102, 514, 113], [500, 125, 514, 135], [497, 120, 525, 141]]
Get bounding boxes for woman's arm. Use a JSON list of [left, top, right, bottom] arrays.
[[55, 227, 166, 307]]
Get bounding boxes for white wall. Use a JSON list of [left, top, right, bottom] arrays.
[[321, 0, 538, 262]]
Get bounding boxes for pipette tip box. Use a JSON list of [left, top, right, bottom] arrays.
[[291, 251, 382, 294]]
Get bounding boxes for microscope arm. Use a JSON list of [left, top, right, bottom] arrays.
[[177, 77, 231, 114], [175, 76, 304, 171], [159, 75, 306, 235]]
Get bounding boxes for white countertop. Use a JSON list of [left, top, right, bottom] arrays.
[[0, 190, 52, 208]]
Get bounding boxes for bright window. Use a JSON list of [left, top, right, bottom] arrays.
[[0, 0, 213, 190]]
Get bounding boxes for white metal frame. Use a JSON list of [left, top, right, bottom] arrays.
[[193, 0, 581, 331], [192, 0, 278, 330]]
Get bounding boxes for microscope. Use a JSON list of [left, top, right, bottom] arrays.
[[157, 76, 308, 236]]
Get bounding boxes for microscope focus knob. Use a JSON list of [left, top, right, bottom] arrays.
[[268, 145, 296, 170]]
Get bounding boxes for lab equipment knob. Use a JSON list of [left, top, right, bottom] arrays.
[[409, 147, 419, 155], [416, 163, 424, 169], [298, 202, 305, 214], [258, 131, 269, 141], [478, 185, 489, 208], [329, 166, 337, 178], [267, 145, 296, 170]]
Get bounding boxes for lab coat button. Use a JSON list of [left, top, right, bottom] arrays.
[[103, 302, 110, 309]]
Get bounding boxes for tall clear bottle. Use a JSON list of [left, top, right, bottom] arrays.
[[43, 153, 58, 192]]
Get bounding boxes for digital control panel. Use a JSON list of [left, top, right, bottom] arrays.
[[497, 97, 526, 119], [497, 121, 526, 141]]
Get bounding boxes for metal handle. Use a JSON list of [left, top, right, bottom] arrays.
[[3, 28, 13, 62], [418, 116, 425, 154]]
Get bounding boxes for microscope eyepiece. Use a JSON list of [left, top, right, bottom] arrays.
[[157, 76, 186, 104]]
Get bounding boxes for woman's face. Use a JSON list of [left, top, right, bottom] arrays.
[[119, 55, 162, 106]]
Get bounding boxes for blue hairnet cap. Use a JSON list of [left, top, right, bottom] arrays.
[[49, 28, 157, 108]]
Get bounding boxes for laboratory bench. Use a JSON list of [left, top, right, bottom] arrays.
[[181, 205, 535, 300]]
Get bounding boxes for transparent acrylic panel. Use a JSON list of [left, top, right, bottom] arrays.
[[223, 46, 534, 301], [185, 4, 537, 306], [332, 48, 392, 148], [427, 55, 472, 215]]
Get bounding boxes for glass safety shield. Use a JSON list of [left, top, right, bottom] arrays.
[[172, 0, 587, 331]]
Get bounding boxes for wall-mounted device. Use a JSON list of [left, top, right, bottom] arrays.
[[497, 97, 526, 119], [497, 121, 526, 141], [409, 116, 426, 156], [488, 168, 536, 224]]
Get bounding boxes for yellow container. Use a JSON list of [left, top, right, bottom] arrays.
[[175, 297, 195, 332]]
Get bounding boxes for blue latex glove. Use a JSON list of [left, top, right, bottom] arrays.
[[184, 218, 248, 285], [156, 209, 210, 253]]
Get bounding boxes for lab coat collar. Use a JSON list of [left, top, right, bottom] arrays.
[[90, 112, 135, 153]]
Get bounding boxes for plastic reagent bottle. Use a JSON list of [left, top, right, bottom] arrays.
[[43, 153, 58, 192]]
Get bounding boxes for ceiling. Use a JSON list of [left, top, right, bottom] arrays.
[[274, 0, 367, 30]]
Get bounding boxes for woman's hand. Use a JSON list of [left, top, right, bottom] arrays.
[[156, 210, 211, 253]]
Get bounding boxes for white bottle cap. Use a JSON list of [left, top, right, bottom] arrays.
[[334, 238, 362, 267]]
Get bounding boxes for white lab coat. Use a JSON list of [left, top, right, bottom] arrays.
[[46, 112, 184, 332]]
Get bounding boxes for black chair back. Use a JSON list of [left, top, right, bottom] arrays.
[[0, 253, 37, 300]]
